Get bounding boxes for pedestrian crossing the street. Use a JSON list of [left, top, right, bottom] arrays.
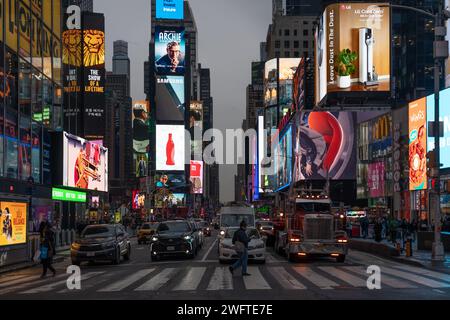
[[0, 264, 449, 296]]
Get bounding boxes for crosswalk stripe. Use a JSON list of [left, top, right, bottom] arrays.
[[342, 266, 417, 289], [0, 275, 38, 288], [392, 265, 450, 283], [173, 267, 206, 291], [319, 267, 367, 287], [243, 267, 271, 290], [0, 274, 67, 295], [98, 269, 155, 292], [207, 267, 233, 290], [135, 268, 177, 291], [20, 272, 104, 294], [268, 267, 306, 290], [293, 267, 339, 289], [381, 267, 450, 288]]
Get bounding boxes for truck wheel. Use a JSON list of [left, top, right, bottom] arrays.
[[336, 255, 346, 263]]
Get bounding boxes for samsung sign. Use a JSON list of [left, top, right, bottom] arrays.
[[156, 0, 184, 20]]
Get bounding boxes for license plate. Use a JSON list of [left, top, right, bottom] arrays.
[[167, 246, 175, 251], [87, 252, 95, 257]]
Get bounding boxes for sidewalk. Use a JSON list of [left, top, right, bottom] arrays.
[[349, 237, 450, 271], [0, 246, 70, 276]]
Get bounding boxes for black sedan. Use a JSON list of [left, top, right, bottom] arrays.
[[71, 224, 131, 266], [150, 220, 200, 261]]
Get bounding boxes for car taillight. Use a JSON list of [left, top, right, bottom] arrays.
[[336, 237, 348, 243], [290, 238, 301, 242]]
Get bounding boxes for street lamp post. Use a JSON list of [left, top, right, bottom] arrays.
[[380, 3, 448, 263]]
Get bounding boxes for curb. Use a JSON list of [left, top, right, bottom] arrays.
[[0, 256, 66, 276]]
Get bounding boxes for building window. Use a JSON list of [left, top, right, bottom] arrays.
[[285, 29, 290, 36], [303, 41, 309, 48], [303, 21, 309, 25], [19, 59, 32, 181], [285, 52, 290, 57], [5, 50, 19, 179], [279, 29, 282, 36], [294, 29, 298, 36], [275, 51, 280, 58], [303, 29, 308, 36], [284, 41, 290, 49], [275, 40, 281, 49], [294, 51, 300, 57], [294, 41, 299, 48]]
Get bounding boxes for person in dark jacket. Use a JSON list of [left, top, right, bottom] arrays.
[[374, 219, 382, 242], [229, 221, 251, 276], [40, 222, 56, 278]]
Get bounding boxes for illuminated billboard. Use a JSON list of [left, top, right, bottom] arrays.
[[189, 101, 203, 157], [156, 76, 185, 121], [264, 59, 278, 107], [132, 190, 146, 210], [133, 100, 150, 154], [0, 202, 27, 247], [82, 13, 106, 140], [156, 0, 184, 20], [156, 125, 185, 171], [155, 26, 185, 75], [368, 162, 385, 198], [155, 173, 186, 190], [279, 58, 301, 108], [408, 98, 427, 191], [190, 160, 203, 194], [293, 59, 306, 111], [63, 132, 109, 192], [295, 112, 356, 181], [135, 153, 148, 178], [315, 3, 390, 104], [274, 126, 292, 192]]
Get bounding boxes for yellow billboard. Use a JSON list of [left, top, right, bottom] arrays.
[[0, 202, 28, 247]]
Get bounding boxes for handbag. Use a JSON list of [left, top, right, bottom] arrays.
[[40, 246, 48, 260], [234, 241, 245, 253], [33, 249, 41, 263]]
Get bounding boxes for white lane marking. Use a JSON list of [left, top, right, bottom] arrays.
[[381, 266, 450, 288], [318, 267, 367, 287], [266, 253, 283, 263], [392, 265, 450, 283], [0, 275, 37, 288], [207, 267, 233, 290], [201, 238, 218, 262], [268, 267, 306, 290], [293, 267, 339, 290], [135, 268, 177, 291], [97, 269, 155, 292], [243, 267, 271, 290], [19, 272, 104, 294], [173, 267, 207, 291], [343, 266, 417, 289], [0, 274, 67, 295]]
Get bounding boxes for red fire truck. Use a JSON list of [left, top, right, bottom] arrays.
[[274, 189, 348, 262]]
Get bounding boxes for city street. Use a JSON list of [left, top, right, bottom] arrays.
[[1, 231, 449, 300]]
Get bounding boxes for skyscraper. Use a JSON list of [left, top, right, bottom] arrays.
[[113, 40, 131, 94]]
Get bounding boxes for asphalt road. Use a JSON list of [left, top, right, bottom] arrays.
[[1, 230, 449, 300]]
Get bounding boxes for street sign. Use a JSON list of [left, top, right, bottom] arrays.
[[52, 188, 87, 203]]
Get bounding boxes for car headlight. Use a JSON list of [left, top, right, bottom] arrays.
[[71, 243, 80, 250], [220, 230, 225, 236], [151, 236, 158, 242], [206, 228, 210, 231], [184, 235, 192, 241]]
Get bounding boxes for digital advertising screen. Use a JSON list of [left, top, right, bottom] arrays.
[[368, 162, 385, 198], [63, 132, 109, 192], [189, 101, 203, 157], [264, 59, 278, 107], [132, 190, 146, 210], [156, 125, 186, 171], [155, 193, 186, 208], [156, 76, 185, 121], [293, 59, 305, 111], [190, 160, 203, 195], [135, 153, 148, 178], [295, 112, 356, 181], [156, 0, 184, 20], [155, 173, 186, 190], [315, 3, 390, 104], [82, 13, 106, 140], [274, 126, 292, 192], [279, 58, 301, 108], [133, 100, 150, 154], [155, 26, 185, 75], [409, 98, 427, 191], [0, 202, 27, 247]]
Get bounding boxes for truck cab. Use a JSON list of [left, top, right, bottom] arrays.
[[275, 192, 348, 262]]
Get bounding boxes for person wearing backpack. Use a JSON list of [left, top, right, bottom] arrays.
[[39, 221, 56, 278]]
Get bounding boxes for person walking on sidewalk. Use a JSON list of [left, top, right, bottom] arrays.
[[39, 221, 56, 278], [229, 221, 251, 276]]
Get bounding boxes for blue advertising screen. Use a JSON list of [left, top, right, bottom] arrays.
[[426, 87, 450, 169], [156, 0, 184, 20]]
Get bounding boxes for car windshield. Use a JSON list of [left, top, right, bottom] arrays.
[[221, 214, 255, 228], [225, 228, 259, 239], [297, 203, 331, 212], [142, 223, 159, 230], [81, 226, 115, 238], [157, 222, 191, 233], [260, 222, 273, 227], [201, 222, 209, 228]]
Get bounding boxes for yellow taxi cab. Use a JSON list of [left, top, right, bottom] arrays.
[[137, 222, 159, 244]]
